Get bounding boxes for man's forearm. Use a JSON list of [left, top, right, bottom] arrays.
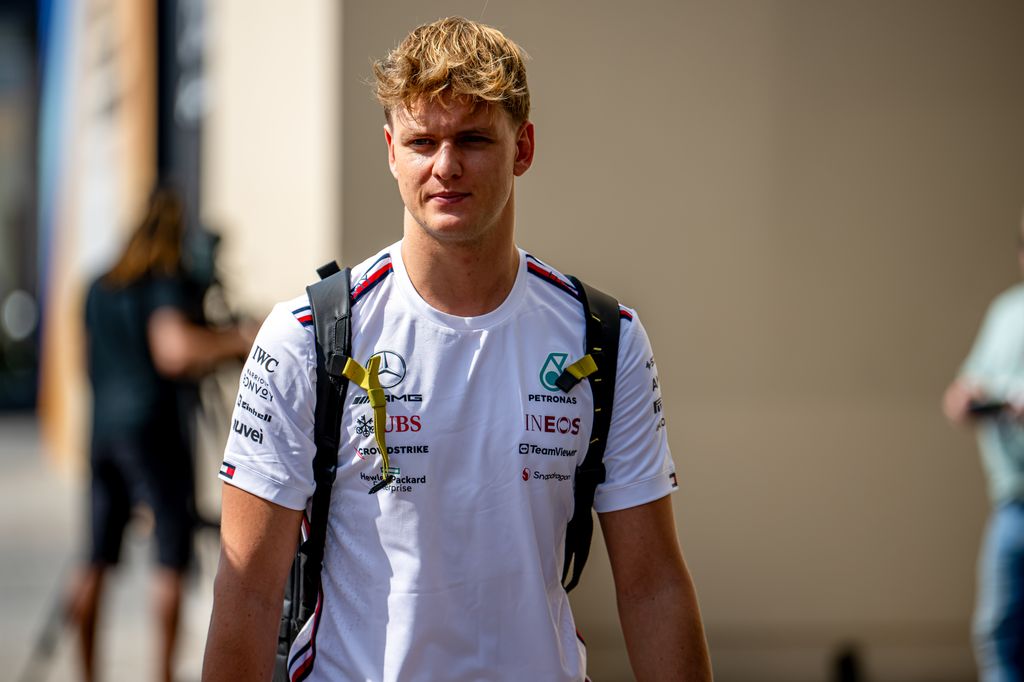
[[202, 563, 284, 681], [617, 574, 712, 681], [204, 486, 302, 681]]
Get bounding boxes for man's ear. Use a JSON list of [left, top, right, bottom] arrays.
[[513, 121, 535, 177], [385, 125, 398, 179]]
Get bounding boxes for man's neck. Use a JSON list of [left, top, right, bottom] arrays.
[[401, 221, 519, 317]]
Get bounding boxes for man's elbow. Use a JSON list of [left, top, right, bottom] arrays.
[[616, 567, 691, 608]]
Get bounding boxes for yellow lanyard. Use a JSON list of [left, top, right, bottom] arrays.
[[341, 355, 395, 493]]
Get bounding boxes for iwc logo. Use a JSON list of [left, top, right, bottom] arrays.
[[369, 350, 406, 389], [539, 352, 568, 392]]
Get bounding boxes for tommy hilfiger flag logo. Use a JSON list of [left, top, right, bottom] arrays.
[[220, 461, 236, 479]]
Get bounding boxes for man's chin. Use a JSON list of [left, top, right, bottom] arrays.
[[416, 219, 486, 244]]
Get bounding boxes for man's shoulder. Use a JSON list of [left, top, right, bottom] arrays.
[[988, 282, 1024, 319], [523, 251, 637, 326], [259, 294, 318, 351], [997, 281, 1024, 304], [523, 252, 582, 302], [349, 248, 396, 305]]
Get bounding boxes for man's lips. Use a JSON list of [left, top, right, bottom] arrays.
[[428, 191, 470, 204]]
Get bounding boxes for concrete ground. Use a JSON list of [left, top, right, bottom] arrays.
[[0, 413, 216, 682]]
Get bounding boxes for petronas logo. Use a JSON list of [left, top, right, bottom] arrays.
[[539, 352, 569, 392]]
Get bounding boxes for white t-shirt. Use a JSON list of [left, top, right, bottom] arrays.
[[221, 242, 677, 681]]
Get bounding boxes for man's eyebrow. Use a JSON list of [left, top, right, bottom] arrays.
[[401, 125, 498, 138]]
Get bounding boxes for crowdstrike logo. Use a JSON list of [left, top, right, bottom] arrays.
[[369, 350, 406, 389], [539, 352, 569, 392], [356, 444, 430, 458]]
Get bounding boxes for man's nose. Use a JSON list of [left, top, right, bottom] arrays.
[[433, 142, 462, 180]]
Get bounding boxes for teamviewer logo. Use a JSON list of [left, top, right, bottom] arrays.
[[519, 443, 529, 455]]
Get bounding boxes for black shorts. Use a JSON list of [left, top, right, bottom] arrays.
[[89, 439, 194, 570]]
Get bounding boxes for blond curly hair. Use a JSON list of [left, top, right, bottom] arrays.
[[372, 16, 530, 125]]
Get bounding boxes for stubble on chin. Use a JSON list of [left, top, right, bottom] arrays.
[[406, 208, 491, 248]]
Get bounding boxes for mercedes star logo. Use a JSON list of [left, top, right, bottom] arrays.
[[370, 350, 407, 389]]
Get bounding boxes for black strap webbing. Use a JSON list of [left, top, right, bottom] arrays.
[[561, 276, 620, 592], [276, 263, 351, 681], [302, 265, 351, 602]]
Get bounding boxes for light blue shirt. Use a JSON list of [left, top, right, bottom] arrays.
[[961, 282, 1024, 504]]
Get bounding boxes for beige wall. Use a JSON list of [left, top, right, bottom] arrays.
[[204, 0, 341, 313], [38, 0, 157, 473], [343, 2, 1024, 680]]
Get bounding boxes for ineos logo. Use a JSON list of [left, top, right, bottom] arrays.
[[369, 350, 406, 389], [524, 413, 581, 435]]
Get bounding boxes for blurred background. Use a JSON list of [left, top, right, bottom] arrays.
[[2, 0, 1023, 680]]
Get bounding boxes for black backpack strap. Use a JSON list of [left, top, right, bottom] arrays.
[[275, 262, 351, 681], [302, 263, 351, 576], [561, 276, 620, 592]]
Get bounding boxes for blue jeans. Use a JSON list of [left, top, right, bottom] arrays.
[[975, 502, 1024, 682]]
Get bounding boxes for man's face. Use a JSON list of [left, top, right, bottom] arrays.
[[385, 97, 534, 245]]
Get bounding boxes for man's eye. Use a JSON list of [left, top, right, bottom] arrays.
[[461, 135, 490, 144], [409, 138, 434, 147]]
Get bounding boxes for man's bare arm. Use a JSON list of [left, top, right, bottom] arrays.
[[202, 484, 303, 682], [600, 495, 712, 681]]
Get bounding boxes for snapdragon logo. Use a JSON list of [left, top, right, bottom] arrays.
[[521, 467, 570, 483]]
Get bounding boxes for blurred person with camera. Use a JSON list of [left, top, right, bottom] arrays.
[[66, 186, 257, 682]]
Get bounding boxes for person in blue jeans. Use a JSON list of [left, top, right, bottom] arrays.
[[944, 217, 1024, 682]]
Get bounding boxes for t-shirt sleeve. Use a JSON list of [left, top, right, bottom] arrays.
[[593, 309, 678, 513], [219, 300, 318, 510], [145, 276, 188, 317], [960, 289, 1024, 400]]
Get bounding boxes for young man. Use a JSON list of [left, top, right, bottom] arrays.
[[943, 218, 1024, 681], [203, 17, 711, 681]]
